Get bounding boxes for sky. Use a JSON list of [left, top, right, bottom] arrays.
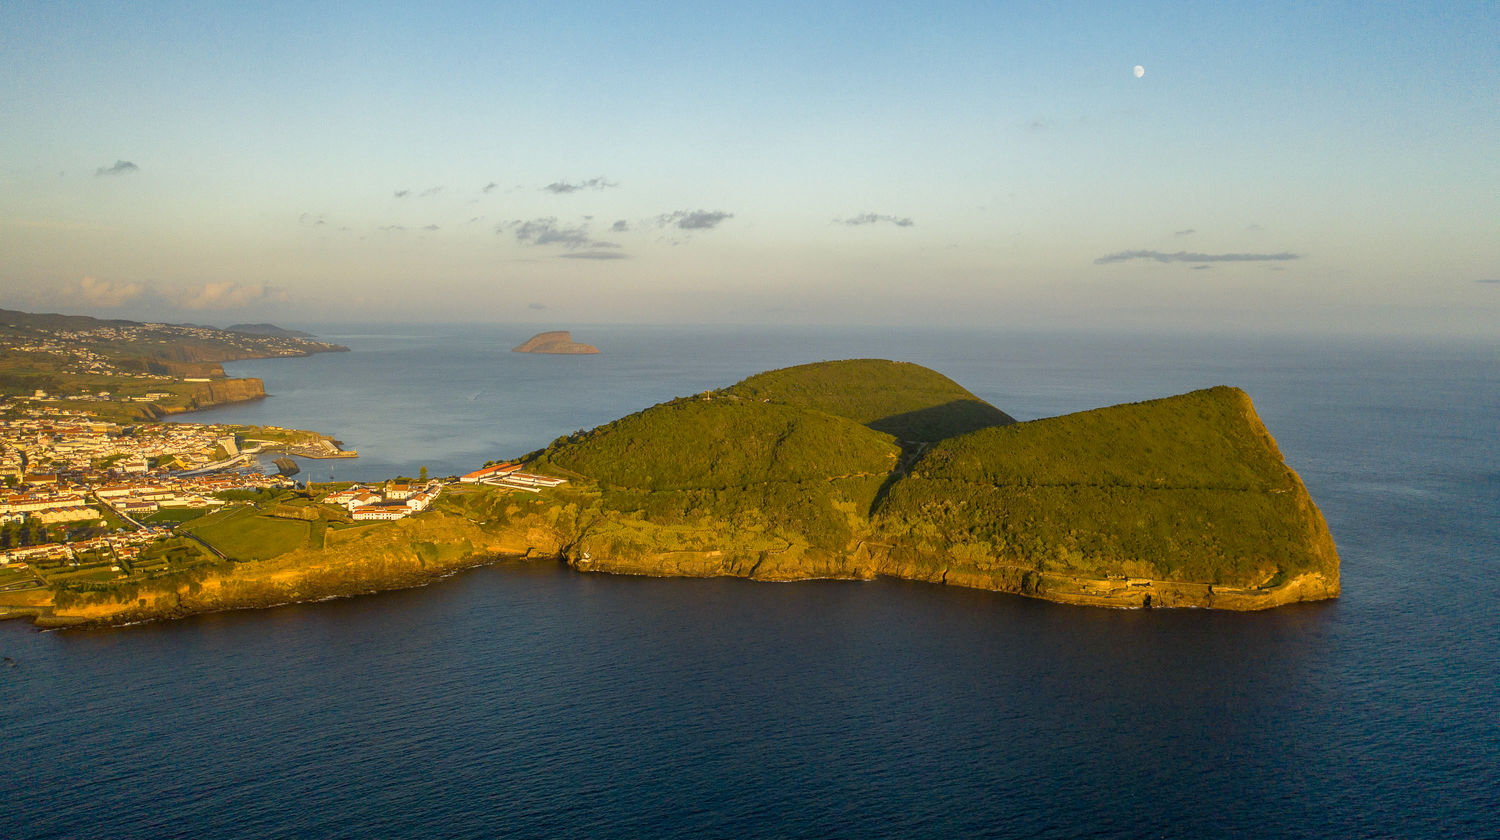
[[2, 1, 1497, 337]]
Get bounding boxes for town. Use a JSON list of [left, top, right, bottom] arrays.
[[0, 394, 567, 598], [0, 310, 579, 606]]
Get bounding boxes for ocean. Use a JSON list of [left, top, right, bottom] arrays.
[[3, 324, 1497, 838]]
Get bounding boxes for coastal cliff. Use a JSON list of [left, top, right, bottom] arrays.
[[144, 377, 268, 417], [33, 497, 569, 627], [513, 331, 600, 355], [191, 377, 267, 409]]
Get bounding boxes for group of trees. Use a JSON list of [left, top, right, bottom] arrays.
[[0, 518, 51, 549]]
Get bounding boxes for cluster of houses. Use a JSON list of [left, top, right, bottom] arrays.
[[322, 480, 444, 521], [313, 463, 571, 523], [0, 471, 297, 528], [0, 526, 172, 569], [0, 487, 103, 527], [0, 410, 240, 475], [458, 462, 568, 492]]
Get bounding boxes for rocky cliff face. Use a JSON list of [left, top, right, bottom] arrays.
[[512, 331, 600, 354], [561, 536, 1338, 611], [36, 510, 566, 627], [191, 377, 267, 408], [137, 377, 268, 418]]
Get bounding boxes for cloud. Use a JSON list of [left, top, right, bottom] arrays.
[[95, 160, 138, 177], [418, 186, 443, 198], [1174, 228, 1196, 237], [1246, 223, 1264, 232], [503, 217, 620, 251], [378, 224, 407, 232], [658, 209, 734, 230], [1190, 265, 1212, 270], [1477, 278, 1500, 284], [544, 177, 617, 194], [559, 250, 628, 260], [611, 220, 630, 232], [175, 282, 288, 310], [509, 218, 591, 248], [393, 190, 410, 198], [838, 213, 915, 228], [528, 303, 547, 310], [1093, 250, 1301, 265], [482, 182, 498, 194], [76, 276, 145, 307], [298, 213, 327, 226], [424, 224, 440, 231]]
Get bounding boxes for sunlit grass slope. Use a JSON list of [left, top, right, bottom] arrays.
[[530, 393, 899, 550], [876, 386, 1339, 586], [535, 396, 899, 491]]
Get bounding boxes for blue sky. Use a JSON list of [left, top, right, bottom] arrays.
[[2, 1, 1496, 336]]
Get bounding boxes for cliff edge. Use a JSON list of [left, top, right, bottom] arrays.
[[513, 331, 599, 355]]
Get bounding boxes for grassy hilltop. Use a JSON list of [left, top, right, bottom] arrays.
[[724, 358, 1015, 441]]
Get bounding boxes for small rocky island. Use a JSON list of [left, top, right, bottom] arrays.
[[513, 331, 599, 355]]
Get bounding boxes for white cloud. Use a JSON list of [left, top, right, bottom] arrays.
[[175, 282, 289, 310], [76, 276, 144, 307]]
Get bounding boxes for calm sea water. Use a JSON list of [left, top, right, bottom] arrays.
[[4, 325, 1497, 838]]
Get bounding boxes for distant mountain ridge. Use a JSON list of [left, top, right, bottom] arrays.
[[0, 308, 348, 395], [1, 308, 326, 343]]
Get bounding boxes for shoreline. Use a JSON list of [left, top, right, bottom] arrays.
[[15, 545, 1337, 631]]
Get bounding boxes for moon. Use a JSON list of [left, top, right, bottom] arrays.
[[1133, 65, 1145, 78]]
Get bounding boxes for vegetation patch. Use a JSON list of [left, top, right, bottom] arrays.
[[141, 507, 213, 525], [533, 397, 899, 491], [181, 505, 312, 561]]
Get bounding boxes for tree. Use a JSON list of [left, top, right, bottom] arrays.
[[419, 465, 428, 481]]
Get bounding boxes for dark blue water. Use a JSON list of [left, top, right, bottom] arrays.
[[4, 325, 1497, 838]]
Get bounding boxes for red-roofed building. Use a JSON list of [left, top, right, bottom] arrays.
[[459, 462, 520, 483]]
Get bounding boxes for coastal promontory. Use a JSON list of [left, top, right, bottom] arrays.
[[528, 360, 1339, 609], [513, 331, 599, 355]]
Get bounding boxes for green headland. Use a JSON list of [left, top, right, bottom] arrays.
[[3, 358, 1339, 627]]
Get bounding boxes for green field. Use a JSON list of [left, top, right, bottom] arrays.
[[141, 507, 214, 525], [181, 505, 312, 561]]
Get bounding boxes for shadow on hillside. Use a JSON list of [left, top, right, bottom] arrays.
[[867, 399, 1015, 517], [867, 399, 1015, 442]]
